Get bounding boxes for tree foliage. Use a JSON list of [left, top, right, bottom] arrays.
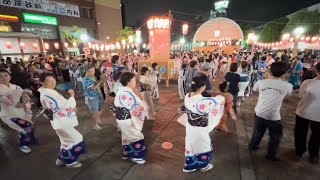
[[117, 26, 135, 41], [283, 9, 320, 35], [258, 17, 289, 42], [61, 25, 81, 46], [237, 21, 254, 36]]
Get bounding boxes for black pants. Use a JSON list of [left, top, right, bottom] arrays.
[[295, 115, 320, 159], [249, 115, 283, 158], [61, 69, 70, 82]]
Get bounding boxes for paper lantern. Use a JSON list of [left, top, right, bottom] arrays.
[[88, 42, 92, 48], [147, 17, 170, 30], [32, 43, 38, 49], [214, 30, 221, 38], [64, 43, 69, 48], [72, 42, 77, 47], [289, 38, 294, 42], [5, 41, 12, 49], [100, 44, 105, 51], [182, 23, 188, 35], [271, 43, 275, 47], [44, 43, 49, 50], [54, 42, 59, 49], [116, 42, 121, 49], [128, 35, 134, 43], [131, 44, 135, 48], [300, 36, 305, 42], [275, 42, 279, 46], [20, 42, 25, 49], [305, 36, 311, 43], [105, 44, 110, 51], [282, 33, 290, 43], [121, 39, 126, 46], [311, 36, 318, 44], [92, 44, 96, 50], [95, 43, 99, 51]]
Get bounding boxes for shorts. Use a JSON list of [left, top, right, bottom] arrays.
[[85, 96, 104, 113]]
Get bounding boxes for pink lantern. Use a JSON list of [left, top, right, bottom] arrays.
[[147, 17, 170, 29], [182, 23, 188, 35], [311, 36, 318, 44], [44, 43, 49, 50], [20, 42, 25, 49], [32, 43, 38, 49], [105, 44, 110, 51], [289, 38, 294, 42], [54, 42, 59, 49], [300, 36, 305, 42], [305, 36, 311, 43], [275, 42, 279, 46], [88, 42, 92, 48], [282, 33, 290, 43], [64, 43, 69, 48], [5, 41, 12, 49], [95, 43, 99, 51], [271, 43, 275, 47]]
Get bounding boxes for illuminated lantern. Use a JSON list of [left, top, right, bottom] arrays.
[[72, 42, 77, 47], [311, 36, 318, 44], [136, 29, 141, 38], [54, 42, 59, 49], [20, 42, 25, 49], [92, 44, 96, 50], [300, 36, 305, 42], [95, 43, 99, 51], [147, 17, 170, 30], [289, 38, 294, 42], [121, 39, 126, 46], [305, 36, 311, 43], [32, 43, 38, 49], [127, 44, 130, 49], [275, 42, 279, 46], [116, 42, 121, 49], [5, 41, 12, 49], [282, 33, 290, 43], [131, 44, 135, 48], [271, 43, 275, 47], [128, 35, 134, 43], [88, 42, 92, 48], [182, 23, 188, 35], [44, 43, 49, 50], [105, 44, 110, 51], [100, 44, 105, 51], [64, 43, 69, 48], [280, 41, 283, 45]]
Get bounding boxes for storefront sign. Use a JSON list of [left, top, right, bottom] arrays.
[[23, 13, 57, 25], [0, 14, 18, 21], [0, 0, 80, 18]]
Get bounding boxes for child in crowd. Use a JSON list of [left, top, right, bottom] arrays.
[[224, 63, 240, 113], [178, 63, 187, 100], [248, 62, 293, 161], [215, 82, 237, 132], [151, 63, 160, 99]]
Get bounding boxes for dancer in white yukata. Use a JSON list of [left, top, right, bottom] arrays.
[[111, 72, 147, 164], [151, 63, 160, 99], [0, 69, 37, 153], [140, 67, 157, 120], [38, 73, 85, 168], [180, 76, 225, 173]]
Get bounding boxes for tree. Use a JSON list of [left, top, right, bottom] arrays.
[[117, 26, 134, 41], [61, 25, 81, 46], [237, 21, 254, 38], [258, 17, 289, 42], [283, 9, 320, 35]]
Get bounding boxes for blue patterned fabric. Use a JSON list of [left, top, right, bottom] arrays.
[[11, 118, 37, 147], [257, 60, 268, 80], [58, 141, 86, 164], [82, 76, 101, 97], [184, 151, 212, 170], [122, 139, 146, 159]]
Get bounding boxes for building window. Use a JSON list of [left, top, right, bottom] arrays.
[[79, 7, 93, 19], [21, 24, 58, 39]]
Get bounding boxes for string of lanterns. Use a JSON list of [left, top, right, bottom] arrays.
[[207, 37, 232, 46], [254, 34, 320, 49]]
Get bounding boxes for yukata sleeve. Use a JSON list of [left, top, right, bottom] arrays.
[[207, 95, 225, 132]]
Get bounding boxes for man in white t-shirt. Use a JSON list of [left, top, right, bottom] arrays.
[[249, 62, 293, 161]]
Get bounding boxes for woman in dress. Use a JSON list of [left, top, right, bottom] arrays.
[[140, 67, 157, 120], [112, 72, 147, 164], [182, 76, 225, 173], [38, 73, 85, 168], [0, 69, 36, 153]]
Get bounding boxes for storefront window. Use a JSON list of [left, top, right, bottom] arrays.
[[21, 24, 58, 39]]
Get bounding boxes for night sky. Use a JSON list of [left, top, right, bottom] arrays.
[[122, 0, 320, 26]]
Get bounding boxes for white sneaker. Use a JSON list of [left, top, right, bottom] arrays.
[[200, 163, 214, 172], [147, 117, 156, 120], [19, 146, 31, 154], [93, 124, 103, 131], [66, 161, 82, 168], [56, 159, 64, 166], [122, 157, 128, 160], [183, 168, 196, 173], [131, 158, 146, 164]]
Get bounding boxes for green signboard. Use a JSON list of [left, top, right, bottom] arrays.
[[23, 13, 58, 25]]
